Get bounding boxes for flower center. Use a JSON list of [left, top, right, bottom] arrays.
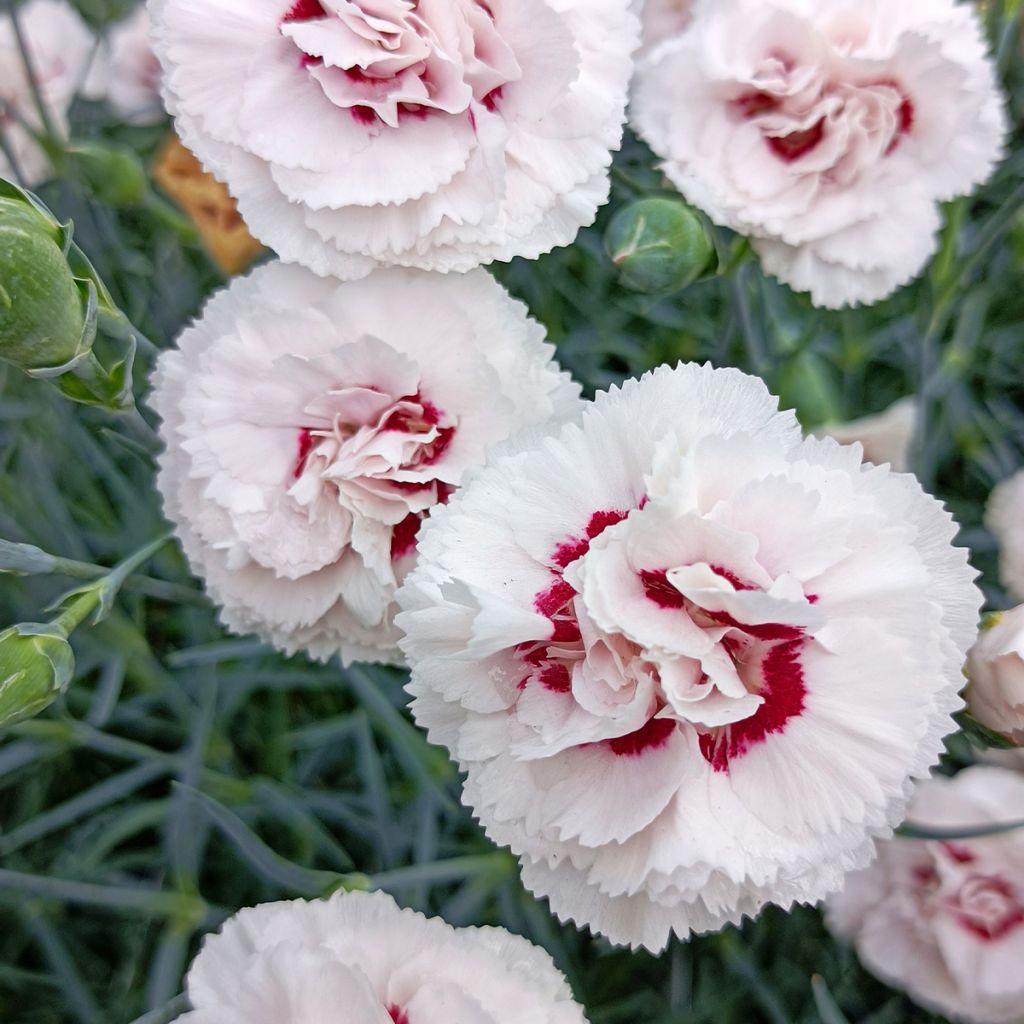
[[517, 508, 814, 772], [951, 875, 1024, 941], [733, 74, 914, 167], [290, 386, 457, 560], [280, 0, 522, 127]]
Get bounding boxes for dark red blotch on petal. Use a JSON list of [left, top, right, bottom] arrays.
[[391, 513, 422, 560], [768, 119, 826, 162], [551, 509, 629, 569], [640, 569, 685, 609], [283, 0, 326, 22], [293, 427, 315, 479], [388, 1007, 410, 1024], [699, 638, 806, 771], [539, 663, 572, 693], [608, 717, 676, 758]]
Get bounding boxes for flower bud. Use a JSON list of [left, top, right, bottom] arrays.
[[605, 197, 716, 294], [967, 606, 1024, 743], [0, 624, 75, 728], [69, 144, 149, 207], [0, 188, 90, 373]]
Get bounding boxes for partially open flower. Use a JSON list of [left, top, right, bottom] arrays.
[[398, 362, 981, 950], [968, 607, 1024, 744], [0, 0, 101, 186], [151, 261, 580, 665], [987, 470, 1024, 602], [827, 766, 1024, 1024], [151, 0, 639, 278], [632, 0, 1007, 308], [171, 890, 587, 1024], [816, 397, 917, 474]]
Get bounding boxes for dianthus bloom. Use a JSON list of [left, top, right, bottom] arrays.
[[986, 470, 1024, 602], [816, 397, 917, 474], [150, 0, 639, 279], [0, 0, 100, 186], [967, 607, 1024, 743], [631, 0, 1007, 309], [828, 766, 1024, 1024], [398, 363, 981, 950], [98, 7, 163, 126], [171, 890, 588, 1024], [151, 261, 580, 665]]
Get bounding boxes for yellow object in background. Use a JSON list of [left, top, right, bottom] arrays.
[[152, 135, 264, 276]]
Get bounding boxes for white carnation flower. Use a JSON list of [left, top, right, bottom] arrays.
[[0, 0, 100, 186], [97, 7, 163, 126], [397, 362, 981, 951], [631, 0, 1007, 309], [170, 890, 588, 1024], [987, 470, 1024, 602], [968, 606, 1024, 743], [151, 261, 580, 665], [149, 0, 639, 279], [816, 397, 917, 473], [827, 766, 1024, 1024]]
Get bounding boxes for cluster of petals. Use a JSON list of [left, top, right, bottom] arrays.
[[986, 469, 1024, 602], [0, 0, 100, 186], [816, 396, 917, 474], [150, 0, 639, 279], [171, 889, 588, 1024], [151, 260, 580, 665], [397, 362, 981, 950], [828, 766, 1024, 1024], [631, 0, 1007, 309], [95, 6, 164, 126], [968, 606, 1024, 743]]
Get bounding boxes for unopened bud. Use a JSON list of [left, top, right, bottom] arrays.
[[0, 184, 90, 373], [70, 144, 148, 207], [0, 624, 75, 728], [605, 197, 717, 295]]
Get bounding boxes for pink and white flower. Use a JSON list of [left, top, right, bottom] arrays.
[[816, 396, 917, 473], [397, 362, 981, 951], [151, 261, 580, 665], [987, 470, 1024, 602], [150, 0, 639, 279], [170, 889, 588, 1024], [827, 766, 1024, 1024], [631, 0, 1007, 309], [0, 0, 101, 186], [98, 7, 163, 125], [968, 607, 1024, 743]]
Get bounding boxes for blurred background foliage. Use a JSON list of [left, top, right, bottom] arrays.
[[0, 1, 1023, 1022]]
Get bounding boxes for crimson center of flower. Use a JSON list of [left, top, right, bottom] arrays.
[[280, 0, 522, 127], [951, 874, 1024, 942], [290, 387, 456, 561], [733, 72, 915, 165], [517, 509, 813, 773]]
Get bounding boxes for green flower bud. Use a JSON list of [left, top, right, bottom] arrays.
[[0, 186, 91, 373], [0, 623, 75, 728], [69, 144, 149, 207], [605, 197, 717, 295]]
